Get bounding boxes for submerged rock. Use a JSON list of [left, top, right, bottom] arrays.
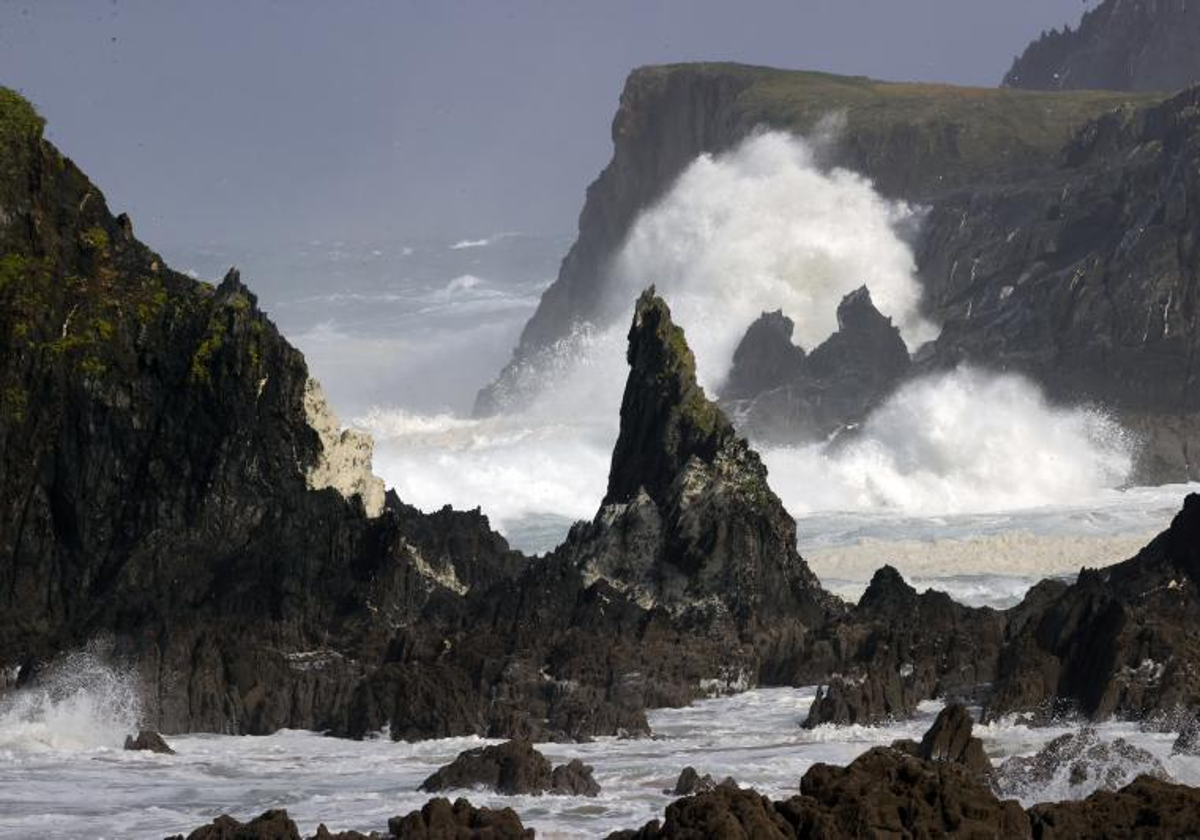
[[124, 729, 175, 755], [993, 729, 1169, 802], [419, 740, 599, 797]]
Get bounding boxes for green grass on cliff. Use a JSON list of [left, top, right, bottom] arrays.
[[0, 87, 45, 146], [634, 64, 1162, 188]]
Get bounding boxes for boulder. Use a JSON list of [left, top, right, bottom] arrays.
[[1027, 776, 1200, 839], [548, 758, 601, 797], [419, 741, 599, 797], [170, 809, 301, 840], [913, 703, 992, 778], [124, 729, 175, 755], [388, 798, 533, 839]]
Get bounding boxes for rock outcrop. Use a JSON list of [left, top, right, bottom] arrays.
[[124, 729, 174, 754], [985, 493, 1200, 723], [891, 703, 992, 780], [1004, 0, 1200, 93], [798, 566, 1005, 727], [169, 800, 533, 840], [418, 740, 599, 797], [1026, 776, 1200, 838], [722, 287, 911, 444]]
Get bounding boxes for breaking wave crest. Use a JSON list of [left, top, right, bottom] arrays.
[[0, 652, 142, 753]]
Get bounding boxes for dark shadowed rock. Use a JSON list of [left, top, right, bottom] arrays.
[[987, 494, 1200, 723], [613, 747, 1031, 839], [549, 758, 601, 796], [171, 809, 301, 840], [419, 741, 599, 797], [723, 287, 911, 444], [1004, 0, 1200, 92], [666, 766, 718, 796], [994, 729, 1168, 802], [560, 288, 837, 635], [125, 729, 175, 755], [419, 741, 552, 796], [388, 798, 533, 839], [721, 310, 806, 401], [1027, 776, 1200, 839], [914, 704, 992, 779], [800, 566, 1005, 727]]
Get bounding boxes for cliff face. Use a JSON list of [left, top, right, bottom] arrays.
[[1004, 0, 1200, 93], [0, 88, 528, 735], [475, 64, 1144, 415], [919, 85, 1200, 481]]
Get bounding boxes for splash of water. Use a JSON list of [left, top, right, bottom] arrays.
[[0, 651, 143, 752], [363, 131, 1136, 564]]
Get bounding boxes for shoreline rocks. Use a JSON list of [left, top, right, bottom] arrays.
[[124, 730, 175, 755], [419, 740, 600, 798]]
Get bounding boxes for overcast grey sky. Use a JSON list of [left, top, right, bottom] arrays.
[[0, 1, 1097, 252]]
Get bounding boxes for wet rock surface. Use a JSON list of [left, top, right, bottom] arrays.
[[419, 741, 599, 797], [124, 729, 175, 754]]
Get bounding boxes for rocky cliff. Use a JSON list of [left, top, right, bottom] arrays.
[[1004, 0, 1200, 93], [0, 95, 845, 741], [475, 63, 1145, 415]]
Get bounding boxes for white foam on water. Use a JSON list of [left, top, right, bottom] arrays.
[[0, 652, 142, 754], [2, 687, 1198, 838]]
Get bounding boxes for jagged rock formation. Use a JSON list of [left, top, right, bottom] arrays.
[[797, 566, 1005, 727], [303, 377, 386, 518], [891, 703, 993, 781], [986, 493, 1200, 722], [476, 63, 1143, 417], [1004, 0, 1200, 93], [561, 289, 834, 630], [722, 287, 911, 443], [418, 740, 599, 797]]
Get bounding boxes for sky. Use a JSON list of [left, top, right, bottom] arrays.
[[0, 1, 1098, 254]]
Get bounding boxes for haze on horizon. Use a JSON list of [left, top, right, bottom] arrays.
[[0, 0, 1098, 260]]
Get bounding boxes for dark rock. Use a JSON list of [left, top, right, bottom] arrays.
[[1027, 775, 1200, 839], [614, 747, 1031, 839], [986, 494, 1200, 723], [387, 798, 533, 840], [173, 809, 301, 840], [124, 729, 175, 755], [993, 729, 1169, 801], [549, 758, 601, 796], [721, 310, 805, 401], [800, 566, 1005, 727], [1004, 0, 1200, 92], [667, 766, 718, 796], [419, 741, 551, 796], [723, 287, 911, 444], [914, 703, 992, 779]]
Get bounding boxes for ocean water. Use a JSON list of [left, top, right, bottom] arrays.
[[2, 678, 1198, 839], [12, 131, 1196, 836]]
